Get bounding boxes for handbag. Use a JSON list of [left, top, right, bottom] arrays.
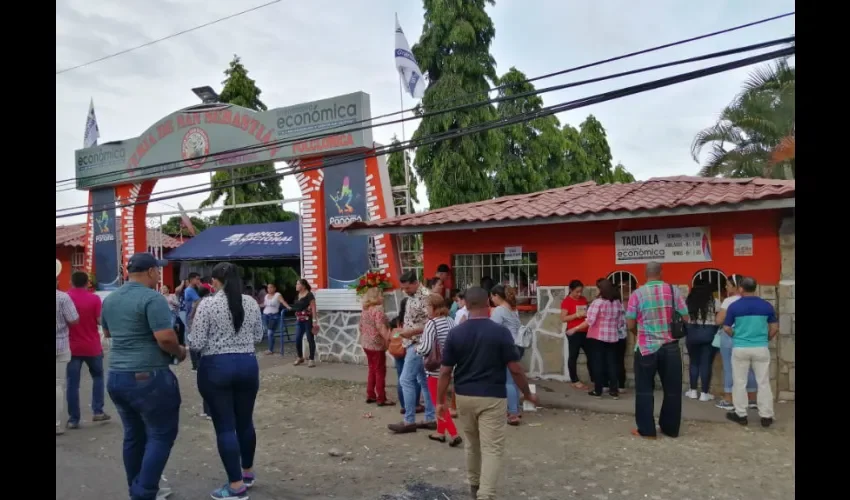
[[518, 325, 533, 348], [387, 328, 406, 359], [424, 334, 442, 372], [711, 328, 722, 348], [669, 284, 687, 340]]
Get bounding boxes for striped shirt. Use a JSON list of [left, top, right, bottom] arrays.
[[416, 315, 456, 376], [56, 290, 79, 355], [625, 280, 688, 356], [587, 298, 625, 343]]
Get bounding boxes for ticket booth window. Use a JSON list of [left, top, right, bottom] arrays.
[[607, 270, 638, 299], [692, 268, 727, 300], [452, 252, 538, 303]]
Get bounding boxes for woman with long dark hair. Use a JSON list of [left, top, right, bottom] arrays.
[[490, 284, 524, 425], [685, 282, 720, 402], [189, 263, 264, 500], [292, 279, 319, 367]]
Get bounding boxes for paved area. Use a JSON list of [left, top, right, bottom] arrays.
[[56, 353, 795, 499]]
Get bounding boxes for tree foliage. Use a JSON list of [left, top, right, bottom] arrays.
[[201, 55, 297, 224], [387, 135, 419, 205], [411, 0, 501, 209], [692, 58, 795, 180]]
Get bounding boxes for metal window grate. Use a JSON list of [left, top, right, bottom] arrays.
[[71, 250, 85, 272], [397, 233, 424, 282], [607, 270, 639, 298], [452, 252, 538, 302], [692, 268, 727, 299]]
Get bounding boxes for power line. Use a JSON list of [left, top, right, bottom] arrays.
[[55, 11, 793, 186], [55, 36, 794, 193], [55, 0, 282, 75], [55, 45, 794, 219]]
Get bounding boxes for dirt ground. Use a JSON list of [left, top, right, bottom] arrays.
[[56, 357, 795, 500]]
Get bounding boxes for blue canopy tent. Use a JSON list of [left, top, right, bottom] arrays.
[[165, 222, 301, 262]]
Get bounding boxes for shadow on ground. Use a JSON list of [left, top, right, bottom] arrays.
[[380, 481, 466, 499]]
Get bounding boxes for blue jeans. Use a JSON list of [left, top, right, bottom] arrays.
[[634, 342, 682, 438], [394, 355, 421, 411], [107, 368, 181, 500], [719, 332, 756, 393], [197, 354, 260, 483], [295, 320, 316, 360], [264, 313, 284, 353], [686, 342, 718, 393], [506, 346, 525, 415], [401, 345, 434, 424], [66, 355, 105, 424]]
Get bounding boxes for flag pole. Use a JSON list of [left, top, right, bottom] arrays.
[[396, 12, 411, 214]]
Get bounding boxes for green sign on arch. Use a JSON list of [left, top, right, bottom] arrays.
[[74, 91, 373, 190]]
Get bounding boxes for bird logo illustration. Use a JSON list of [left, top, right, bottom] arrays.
[[330, 176, 355, 214], [96, 211, 110, 234]]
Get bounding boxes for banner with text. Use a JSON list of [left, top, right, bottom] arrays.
[[91, 187, 121, 290], [615, 227, 712, 264], [324, 159, 370, 288]]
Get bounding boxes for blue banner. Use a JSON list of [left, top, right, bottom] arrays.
[[324, 159, 370, 288], [91, 187, 121, 290]]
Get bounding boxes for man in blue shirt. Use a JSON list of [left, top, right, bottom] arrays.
[[178, 272, 201, 370], [723, 276, 779, 427], [436, 287, 538, 500], [102, 253, 186, 500]]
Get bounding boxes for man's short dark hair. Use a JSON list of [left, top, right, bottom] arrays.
[[740, 276, 758, 293], [188, 272, 200, 280], [71, 271, 89, 288], [465, 286, 489, 309], [399, 270, 418, 284], [436, 263, 450, 273]]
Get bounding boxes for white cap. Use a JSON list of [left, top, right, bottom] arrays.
[[56, 259, 62, 278]]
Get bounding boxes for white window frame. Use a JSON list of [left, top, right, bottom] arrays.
[[691, 268, 727, 299]]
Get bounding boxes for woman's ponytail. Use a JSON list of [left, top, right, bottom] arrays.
[[212, 262, 245, 333]]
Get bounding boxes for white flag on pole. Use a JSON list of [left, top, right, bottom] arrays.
[[84, 98, 100, 148], [394, 15, 426, 99]]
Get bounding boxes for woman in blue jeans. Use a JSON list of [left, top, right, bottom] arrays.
[[291, 279, 318, 367], [715, 274, 757, 411], [189, 263, 265, 500], [489, 285, 525, 425]]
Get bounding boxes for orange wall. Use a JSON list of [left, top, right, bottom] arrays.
[[56, 246, 74, 291], [423, 210, 783, 287]]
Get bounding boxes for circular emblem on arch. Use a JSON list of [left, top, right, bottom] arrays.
[[181, 127, 210, 169]]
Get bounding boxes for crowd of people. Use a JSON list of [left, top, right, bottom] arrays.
[[55, 254, 779, 500]]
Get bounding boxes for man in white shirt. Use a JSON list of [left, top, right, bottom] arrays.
[[56, 259, 79, 435]]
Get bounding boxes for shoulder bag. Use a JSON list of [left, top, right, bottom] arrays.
[[669, 284, 687, 340], [387, 328, 406, 359], [423, 320, 443, 372]]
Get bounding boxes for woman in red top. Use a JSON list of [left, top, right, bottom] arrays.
[[560, 280, 594, 389]]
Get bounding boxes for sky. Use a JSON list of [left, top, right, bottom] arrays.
[[55, 0, 795, 226]]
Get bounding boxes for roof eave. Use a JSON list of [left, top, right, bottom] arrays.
[[343, 197, 795, 236]]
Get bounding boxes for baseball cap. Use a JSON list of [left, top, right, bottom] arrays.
[[126, 253, 168, 273]]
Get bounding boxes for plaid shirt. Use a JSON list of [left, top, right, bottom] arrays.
[[625, 280, 688, 356], [56, 290, 79, 356], [586, 298, 625, 343]]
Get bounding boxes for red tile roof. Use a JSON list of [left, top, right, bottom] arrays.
[[56, 223, 184, 249], [345, 176, 795, 231]]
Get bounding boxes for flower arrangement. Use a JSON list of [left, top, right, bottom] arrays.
[[350, 270, 392, 295]]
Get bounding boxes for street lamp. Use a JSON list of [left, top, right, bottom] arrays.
[[191, 86, 220, 104]]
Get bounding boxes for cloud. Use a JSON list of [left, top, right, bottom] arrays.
[[56, 0, 794, 222]]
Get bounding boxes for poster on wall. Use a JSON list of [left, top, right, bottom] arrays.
[[733, 234, 753, 256], [91, 187, 121, 290], [615, 227, 712, 264], [324, 159, 370, 289]]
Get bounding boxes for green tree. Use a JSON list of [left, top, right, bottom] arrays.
[[492, 67, 550, 196], [573, 115, 635, 184], [387, 135, 419, 205], [611, 163, 636, 183], [692, 58, 795, 180], [201, 55, 297, 224], [411, 0, 501, 209], [160, 215, 211, 237]]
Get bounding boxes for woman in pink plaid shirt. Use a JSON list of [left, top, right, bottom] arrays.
[[568, 279, 625, 399]]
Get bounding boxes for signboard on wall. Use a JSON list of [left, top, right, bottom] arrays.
[[90, 187, 121, 290], [74, 92, 373, 189], [504, 246, 522, 261], [615, 227, 712, 264], [733, 234, 753, 256], [324, 158, 370, 289]]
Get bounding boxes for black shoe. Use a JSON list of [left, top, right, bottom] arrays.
[[587, 390, 602, 398], [365, 399, 377, 404], [726, 412, 748, 426], [761, 417, 774, 428], [449, 436, 463, 448], [417, 420, 438, 430], [387, 422, 418, 434], [608, 391, 619, 400]]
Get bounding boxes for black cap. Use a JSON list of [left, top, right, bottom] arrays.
[[436, 264, 451, 273], [127, 253, 168, 273]]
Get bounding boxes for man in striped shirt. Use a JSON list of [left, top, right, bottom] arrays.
[[625, 262, 689, 439], [56, 259, 79, 435]]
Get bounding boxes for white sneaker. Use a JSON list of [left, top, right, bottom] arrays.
[[699, 392, 714, 402], [685, 389, 698, 399], [157, 487, 173, 499]]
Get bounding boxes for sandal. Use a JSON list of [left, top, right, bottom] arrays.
[[293, 358, 304, 366], [507, 415, 521, 426], [428, 434, 446, 443], [449, 436, 463, 447], [377, 400, 396, 407], [572, 382, 587, 390]]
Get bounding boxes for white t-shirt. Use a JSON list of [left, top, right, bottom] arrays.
[[720, 295, 741, 310], [263, 293, 283, 315], [455, 306, 469, 324]]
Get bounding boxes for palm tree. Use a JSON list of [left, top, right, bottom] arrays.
[[692, 58, 795, 180]]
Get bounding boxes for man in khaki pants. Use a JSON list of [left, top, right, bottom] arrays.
[[436, 287, 537, 499], [56, 259, 79, 435]]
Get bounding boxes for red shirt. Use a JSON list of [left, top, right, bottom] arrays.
[[560, 295, 589, 331], [67, 288, 103, 357], [202, 283, 215, 293]]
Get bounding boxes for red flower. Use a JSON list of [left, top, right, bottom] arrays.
[[359, 279, 366, 286]]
